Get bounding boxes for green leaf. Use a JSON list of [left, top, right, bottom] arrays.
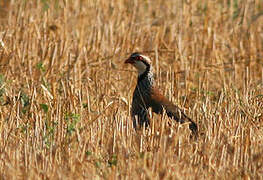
[[82, 103, 88, 108], [21, 92, 30, 107], [85, 151, 92, 157], [36, 62, 46, 72], [41, 0, 49, 11], [40, 103, 49, 113], [65, 113, 80, 135], [108, 154, 118, 166]]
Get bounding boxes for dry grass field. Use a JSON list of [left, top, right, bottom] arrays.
[[0, 0, 263, 179]]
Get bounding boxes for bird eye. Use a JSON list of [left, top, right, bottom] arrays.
[[136, 56, 143, 60]]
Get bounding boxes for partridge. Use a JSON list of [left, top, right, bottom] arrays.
[[125, 52, 198, 134]]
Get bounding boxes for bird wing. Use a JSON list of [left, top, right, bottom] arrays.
[[150, 87, 198, 133]]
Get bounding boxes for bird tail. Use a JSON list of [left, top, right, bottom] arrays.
[[164, 105, 198, 135]]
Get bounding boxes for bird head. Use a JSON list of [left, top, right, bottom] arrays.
[[125, 52, 152, 75]]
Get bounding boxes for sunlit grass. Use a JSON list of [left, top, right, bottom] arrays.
[[0, 0, 262, 179]]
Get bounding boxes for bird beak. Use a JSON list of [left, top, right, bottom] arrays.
[[125, 58, 134, 64]]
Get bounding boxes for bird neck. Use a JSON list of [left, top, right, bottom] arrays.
[[138, 64, 150, 81], [137, 67, 154, 89]]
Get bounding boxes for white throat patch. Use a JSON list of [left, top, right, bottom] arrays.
[[133, 61, 147, 75]]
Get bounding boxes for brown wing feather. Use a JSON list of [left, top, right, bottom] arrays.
[[150, 87, 198, 133]]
